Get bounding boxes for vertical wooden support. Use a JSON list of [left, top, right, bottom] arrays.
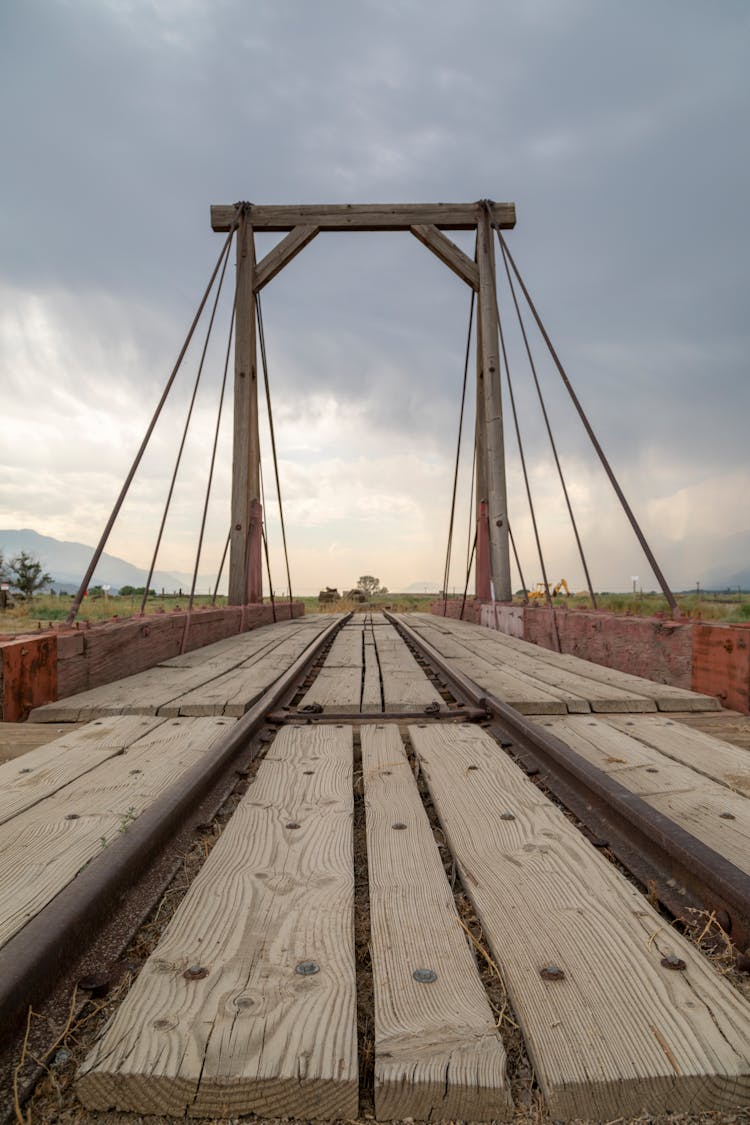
[[475, 304, 490, 599], [477, 211, 512, 601], [228, 215, 263, 605]]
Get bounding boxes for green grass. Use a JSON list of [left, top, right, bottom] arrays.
[[2, 589, 748, 635]]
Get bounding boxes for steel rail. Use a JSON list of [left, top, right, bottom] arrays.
[[387, 612, 750, 947], [0, 612, 349, 1035]]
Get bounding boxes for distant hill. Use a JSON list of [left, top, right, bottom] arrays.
[[0, 529, 209, 594]]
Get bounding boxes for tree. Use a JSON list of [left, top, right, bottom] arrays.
[[357, 575, 387, 597], [8, 551, 52, 599]]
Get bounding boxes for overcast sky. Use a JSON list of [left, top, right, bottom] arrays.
[[1, 0, 748, 595]]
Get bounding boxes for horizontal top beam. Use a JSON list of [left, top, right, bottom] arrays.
[[211, 201, 516, 233]]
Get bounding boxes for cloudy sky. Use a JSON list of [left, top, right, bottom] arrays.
[[1, 0, 748, 595]]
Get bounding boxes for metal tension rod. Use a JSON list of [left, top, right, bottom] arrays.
[[497, 232, 679, 616]]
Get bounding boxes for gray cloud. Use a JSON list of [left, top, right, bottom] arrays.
[[1, 0, 748, 591]]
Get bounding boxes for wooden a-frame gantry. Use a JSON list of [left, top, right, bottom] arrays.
[[210, 200, 516, 606]]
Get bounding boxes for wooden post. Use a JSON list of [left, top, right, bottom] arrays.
[[228, 215, 263, 605], [477, 210, 512, 601], [475, 305, 491, 600]]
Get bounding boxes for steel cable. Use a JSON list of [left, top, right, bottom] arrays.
[[442, 278, 476, 614], [66, 212, 243, 625], [256, 294, 293, 605]]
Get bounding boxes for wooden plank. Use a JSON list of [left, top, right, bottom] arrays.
[[420, 614, 721, 711], [229, 214, 261, 604], [373, 627, 444, 712], [540, 716, 750, 873], [29, 665, 224, 721], [0, 721, 84, 763], [674, 710, 750, 751], [254, 225, 319, 290], [605, 714, 750, 794], [440, 629, 656, 712], [157, 619, 307, 668], [0, 716, 163, 824], [410, 224, 479, 289], [399, 621, 572, 713], [78, 725, 357, 1118], [296, 667, 363, 712], [410, 722, 750, 1118], [0, 717, 235, 949], [362, 726, 510, 1120], [211, 201, 517, 232]]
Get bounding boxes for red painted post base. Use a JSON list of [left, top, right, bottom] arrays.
[[247, 498, 263, 604], [475, 500, 491, 602]]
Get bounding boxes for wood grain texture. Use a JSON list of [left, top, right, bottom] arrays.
[[229, 215, 260, 604], [410, 722, 750, 1119], [0, 715, 163, 824], [374, 626, 444, 712], [254, 225, 319, 291], [540, 716, 750, 873], [362, 726, 510, 1120], [0, 721, 84, 763], [361, 623, 382, 711], [413, 613, 721, 711], [211, 201, 516, 232], [30, 619, 334, 721], [0, 717, 235, 949], [674, 711, 750, 752], [410, 224, 479, 289], [605, 714, 750, 794], [78, 725, 357, 1119]]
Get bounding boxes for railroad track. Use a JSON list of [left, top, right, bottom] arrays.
[[2, 611, 750, 1121]]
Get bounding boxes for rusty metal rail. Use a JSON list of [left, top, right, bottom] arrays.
[[387, 612, 750, 948], [0, 613, 349, 1035]]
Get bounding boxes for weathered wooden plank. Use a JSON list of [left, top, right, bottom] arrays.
[[410, 224, 479, 289], [254, 225, 319, 290], [0, 721, 84, 763], [606, 714, 750, 794], [410, 723, 750, 1118], [0, 717, 235, 949], [373, 627, 444, 712], [362, 726, 510, 1120], [78, 725, 357, 1118], [296, 667, 363, 712], [0, 716, 163, 824], [158, 619, 308, 668], [540, 716, 750, 873], [416, 614, 721, 711], [29, 665, 224, 721], [674, 710, 750, 752], [211, 201, 516, 232]]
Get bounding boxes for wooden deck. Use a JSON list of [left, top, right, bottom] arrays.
[[3, 612, 750, 1120]]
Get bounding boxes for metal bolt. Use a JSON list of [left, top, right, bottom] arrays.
[[720, 812, 736, 820], [645, 767, 659, 774], [540, 965, 565, 981], [19, 768, 32, 774], [500, 812, 516, 821], [295, 960, 320, 976], [413, 968, 438, 983], [65, 813, 80, 820], [286, 821, 301, 829], [392, 822, 407, 830], [303, 770, 314, 776], [183, 965, 209, 980], [467, 765, 479, 771], [660, 955, 687, 971]]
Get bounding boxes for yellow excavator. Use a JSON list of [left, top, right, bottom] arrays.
[[528, 579, 572, 600]]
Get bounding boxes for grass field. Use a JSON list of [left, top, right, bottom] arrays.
[[1, 589, 748, 636]]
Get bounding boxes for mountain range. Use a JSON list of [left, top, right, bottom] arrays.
[[0, 529, 213, 595]]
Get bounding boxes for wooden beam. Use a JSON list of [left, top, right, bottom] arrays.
[[212, 201, 516, 233], [477, 210, 512, 602], [254, 225, 319, 292], [228, 216, 261, 605], [410, 225, 479, 289]]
